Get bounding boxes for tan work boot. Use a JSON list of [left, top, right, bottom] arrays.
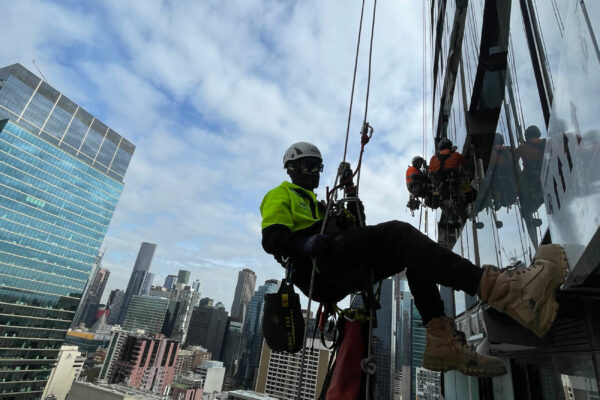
[[480, 244, 569, 337], [422, 316, 507, 377]]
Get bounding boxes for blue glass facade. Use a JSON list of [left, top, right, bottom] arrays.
[[428, 1, 600, 398], [0, 64, 133, 399], [236, 279, 278, 389]]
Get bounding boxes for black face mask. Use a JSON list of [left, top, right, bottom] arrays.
[[287, 157, 322, 190], [288, 169, 320, 190]]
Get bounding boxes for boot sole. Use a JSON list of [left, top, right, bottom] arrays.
[[518, 245, 569, 338], [422, 360, 507, 378]]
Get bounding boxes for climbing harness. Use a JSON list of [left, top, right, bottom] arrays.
[[295, 0, 378, 398]]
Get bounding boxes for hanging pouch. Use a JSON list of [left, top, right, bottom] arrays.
[[263, 279, 305, 353]]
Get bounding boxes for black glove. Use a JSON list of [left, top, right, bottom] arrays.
[[302, 234, 332, 257]]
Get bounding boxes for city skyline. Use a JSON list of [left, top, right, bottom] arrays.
[[0, 1, 429, 312]]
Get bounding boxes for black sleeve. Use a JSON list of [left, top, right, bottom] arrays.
[[262, 224, 307, 260]]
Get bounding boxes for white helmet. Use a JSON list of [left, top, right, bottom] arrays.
[[283, 142, 322, 168]]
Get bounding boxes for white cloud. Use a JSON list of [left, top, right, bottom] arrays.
[[2, 1, 434, 309]]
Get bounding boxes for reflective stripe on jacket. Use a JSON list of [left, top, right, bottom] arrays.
[[260, 181, 324, 232]]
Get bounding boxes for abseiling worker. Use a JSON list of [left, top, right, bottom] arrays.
[[406, 156, 429, 197], [260, 141, 568, 378]]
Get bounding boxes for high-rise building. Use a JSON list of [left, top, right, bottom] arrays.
[[140, 271, 154, 296], [164, 274, 177, 291], [111, 334, 180, 395], [41, 345, 85, 400], [350, 278, 395, 400], [0, 63, 134, 398], [174, 346, 212, 376], [72, 256, 110, 328], [196, 360, 226, 394], [221, 318, 243, 381], [177, 269, 191, 285], [117, 242, 157, 324], [191, 279, 202, 307], [428, 0, 600, 396], [121, 295, 169, 334], [162, 283, 200, 343], [185, 303, 228, 358], [254, 339, 330, 400], [236, 279, 279, 389], [230, 268, 256, 325], [105, 289, 125, 325], [98, 329, 128, 382]]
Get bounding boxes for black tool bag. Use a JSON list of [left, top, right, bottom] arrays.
[[263, 279, 305, 353]]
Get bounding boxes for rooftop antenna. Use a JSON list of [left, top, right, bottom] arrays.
[[31, 60, 49, 83]]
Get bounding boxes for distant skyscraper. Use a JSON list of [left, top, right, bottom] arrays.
[[255, 338, 330, 399], [72, 255, 110, 328], [191, 279, 203, 307], [162, 283, 200, 343], [221, 318, 243, 380], [237, 279, 279, 389], [230, 268, 256, 324], [140, 271, 154, 295], [185, 303, 229, 358], [177, 269, 191, 285], [121, 295, 169, 334], [117, 242, 157, 324], [106, 289, 125, 325], [164, 274, 178, 290], [0, 63, 134, 396]]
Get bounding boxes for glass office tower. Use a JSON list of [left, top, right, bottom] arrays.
[[0, 63, 134, 399], [426, 1, 600, 398]]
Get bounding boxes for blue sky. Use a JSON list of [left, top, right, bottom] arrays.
[[2, 0, 431, 309]]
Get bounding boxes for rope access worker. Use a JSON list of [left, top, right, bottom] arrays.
[[428, 138, 475, 214], [260, 142, 568, 378], [406, 156, 430, 197]]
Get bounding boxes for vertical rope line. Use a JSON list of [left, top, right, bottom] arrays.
[[343, 0, 367, 163], [362, 0, 378, 124]]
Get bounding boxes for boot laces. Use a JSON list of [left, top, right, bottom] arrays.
[[453, 328, 475, 352]]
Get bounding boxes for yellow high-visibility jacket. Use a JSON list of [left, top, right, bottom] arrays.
[[260, 181, 324, 263]]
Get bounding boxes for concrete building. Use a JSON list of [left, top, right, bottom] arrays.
[[254, 339, 330, 400], [196, 360, 226, 394], [185, 302, 228, 358], [226, 391, 276, 400], [98, 329, 129, 383], [121, 295, 169, 334], [110, 334, 180, 395], [174, 346, 212, 375], [170, 373, 204, 400], [0, 63, 134, 397], [66, 382, 164, 400], [117, 242, 157, 325], [41, 345, 85, 400], [230, 268, 256, 324]]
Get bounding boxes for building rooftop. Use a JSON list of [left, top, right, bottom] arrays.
[[226, 390, 277, 400]]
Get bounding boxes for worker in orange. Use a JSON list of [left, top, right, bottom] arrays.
[[428, 138, 467, 175], [406, 156, 429, 197]]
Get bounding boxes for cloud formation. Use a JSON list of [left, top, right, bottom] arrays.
[[1, 0, 432, 309]]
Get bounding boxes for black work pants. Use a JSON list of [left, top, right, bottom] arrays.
[[311, 221, 484, 325]]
